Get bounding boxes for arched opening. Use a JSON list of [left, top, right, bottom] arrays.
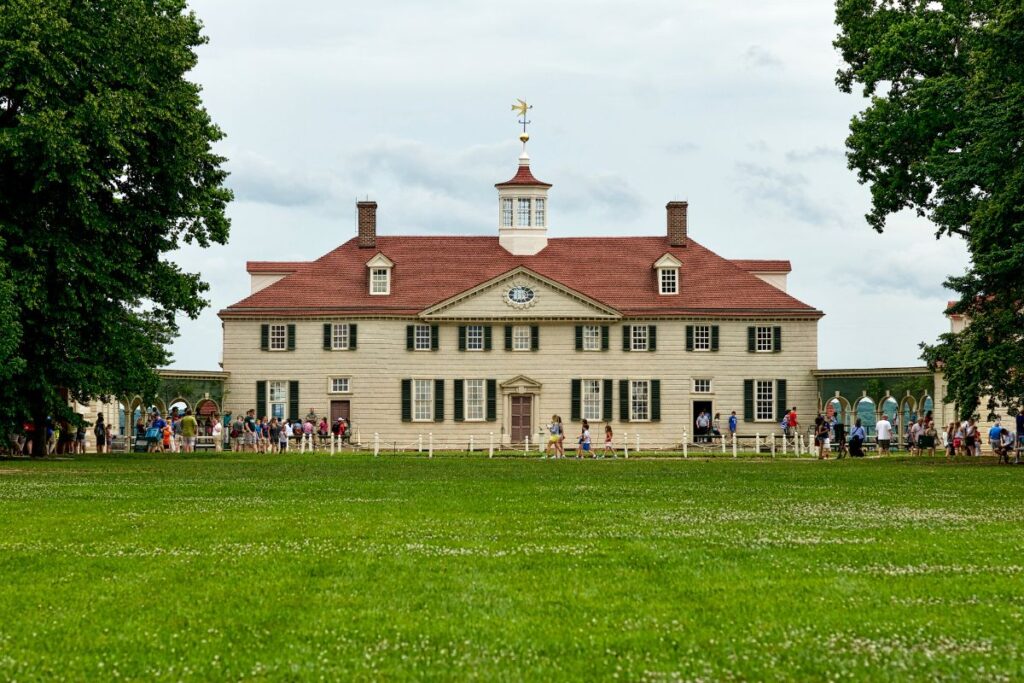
[[855, 397, 876, 436], [168, 398, 189, 420], [921, 395, 934, 422], [195, 399, 220, 436], [117, 401, 127, 435], [881, 397, 899, 448], [828, 396, 852, 430], [900, 396, 917, 448]]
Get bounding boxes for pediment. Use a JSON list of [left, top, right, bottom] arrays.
[[500, 375, 543, 390], [365, 252, 394, 268], [654, 253, 682, 269], [420, 267, 621, 320]]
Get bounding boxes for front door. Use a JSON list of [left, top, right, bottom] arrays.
[[693, 399, 713, 442], [510, 395, 533, 443], [330, 400, 350, 424]]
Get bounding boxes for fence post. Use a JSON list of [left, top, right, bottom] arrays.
[[418, 434, 422, 453], [623, 432, 629, 458], [469, 435, 474, 453], [489, 432, 494, 459], [797, 433, 803, 457], [755, 433, 761, 455], [330, 434, 335, 455], [635, 434, 640, 455], [356, 430, 361, 447], [524, 435, 529, 455], [373, 433, 380, 457], [770, 433, 776, 458], [683, 429, 688, 458], [732, 433, 738, 458], [782, 432, 788, 455], [721, 433, 726, 454], [428, 433, 433, 458]]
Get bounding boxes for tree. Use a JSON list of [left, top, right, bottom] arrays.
[[835, 1, 1024, 420], [0, 0, 231, 454]]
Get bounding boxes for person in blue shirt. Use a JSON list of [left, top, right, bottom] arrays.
[[989, 422, 1003, 454], [728, 411, 738, 436], [849, 418, 866, 457]]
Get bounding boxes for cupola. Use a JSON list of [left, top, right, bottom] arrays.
[[497, 100, 551, 256]]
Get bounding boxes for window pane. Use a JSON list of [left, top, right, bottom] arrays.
[[371, 268, 389, 294], [332, 323, 349, 350], [414, 379, 433, 420], [694, 325, 710, 350], [660, 269, 678, 294], [755, 380, 774, 421], [630, 380, 649, 421], [583, 325, 600, 351], [270, 325, 286, 350], [512, 325, 531, 351], [466, 379, 484, 420], [466, 325, 483, 350], [331, 378, 349, 393], [694, 379, 711, 393], [517, 198, 531, 227], [756, 326, 773, 352], [535, 198, 545, 227], [502, 198, 513, 227], [415, 325, 432, 350], [269, 381, 287, 402], [631, 325, 648, 351], [582, 379, 602, 421]]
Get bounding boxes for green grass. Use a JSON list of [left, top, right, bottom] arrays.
[[0, 453, 1022, 681]]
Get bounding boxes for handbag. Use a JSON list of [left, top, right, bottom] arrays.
[[145, 427, 159, 441]]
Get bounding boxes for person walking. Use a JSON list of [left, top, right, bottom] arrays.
[[849, 418, 866, 457], [575, 419, 591, 459], [695, 411, 710, 444], [921, 420, 937, 457], [711, 412, 722, 439], [603, 423, 614, 458], [94, 414, 106, 454], [180, 408, 198, 453], [833, 416, 847, 458], [964, 418, 978, 456], [728, 411, 738, 440], [815, 417, 829, 459], [876, 414, 893, 455], [211, 416, 223, 452]]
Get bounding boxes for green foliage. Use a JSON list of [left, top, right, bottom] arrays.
[[835, 0, 1024, 419], [0, 0, 231, 437], [1, 454, 1022, 679]]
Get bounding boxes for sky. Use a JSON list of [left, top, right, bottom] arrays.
[[169, 0, 969, 371]]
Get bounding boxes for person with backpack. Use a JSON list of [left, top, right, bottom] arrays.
[[849, 418, 866, 457], [94, 414, 106, 454]]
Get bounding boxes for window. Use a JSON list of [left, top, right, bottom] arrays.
[[755, 380, 774, 421], [517, 198, 531, 227], [269, 324, 287, 351], [269, 380, 287, 419], [329, 378, 350, 393], [631, 325, 649, 351], [512, 325, 531, 351], [413, 379, 433, 421], [534, 198, 545, 227], [693, 325, 711, 351], [693, 379, 712, 394], [331, 323, 350, 350], [581, 325, 601, 351], [582, 379, 602, 421], [502, 198, 513, 227], [659, 268, 678, 295], [370, 268, 390, 295], [465, 379, 485, 421], [466, 325, 484, 351], [630, 380, 650, 421], [414, 325, 432, 351], [756, 326, 774, 352]]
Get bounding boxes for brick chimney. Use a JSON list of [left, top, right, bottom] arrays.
[[667, 201, 688, 247], [357, 200, 377, 248]]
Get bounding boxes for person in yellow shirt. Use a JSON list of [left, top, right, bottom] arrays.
[[179, 408, 198, 453]]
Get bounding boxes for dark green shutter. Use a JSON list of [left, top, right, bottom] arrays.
[[603, 379, 613, 421], [458, 326, 467, 351], [453, 379, 464, 421], [349, 324, 357, 349], [744, 380, 754, 422], [486, 380, 497, 421], [260, 324, 269, 350], [504, 325, 513, 350], [601, 326, 610, 351], [256, 381, 266, 419], [530, 326, 539, 351], [287, 324, 296, 350], [431, 325, 439, 351], [649, 325, 657, 351], [433, 379, 444, 421], [776, 379, 787, 423], [401, 379, 412, 422], [323, 323, 332, 350], [406, 325, 414, 350], [711, 325, 719, 351], [570, 379, 582, 422], [484, 326, 492, 351], [619, 380, 630, 422], [773, 326, 782, 353], [651, 380, 661, 422], [288, 381, 299, 422], [685, 325, 694, 351], [747, 326, 756, 352], [622, 325, 632, 351], [575, 326, 583, 351]]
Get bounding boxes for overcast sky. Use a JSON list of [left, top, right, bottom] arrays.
[[169, 0, 968, 370]]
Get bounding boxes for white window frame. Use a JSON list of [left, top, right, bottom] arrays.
[[582, 325, 601, 351], [331, 323, 350, 350], [465, 379, 485, 422], [466, 325, 484, 351], [269, 324, 287, 351], [755, 379, 775, 422], [414, 324, 432, 351], [512, 325, 531, 351], [693, 325, 711, 351], [693, 379, 712, 394], [631, 325, 649, 352], [755, 326, 774, 352], [517, 198, 531, 227], [582, 379, 603, 421], [659, 268, 678, 295], [534, 198, 546, 227], [268, 380, 287, 419], [328, 377, 351, 394], [413, 379, 434, 422], [630, 380, 650, 422], [501, 198, 513, 227], [370, 268, 390, 295]]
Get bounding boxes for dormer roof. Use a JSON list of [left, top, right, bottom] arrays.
[[653, 253, 683, 269], [365, 252, 395, 268]]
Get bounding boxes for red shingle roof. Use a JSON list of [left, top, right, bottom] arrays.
[[494, 164, 552, 188], [223, 236, 821, 319], [246, 261, 305, 274], [731, 259, 792, 273]]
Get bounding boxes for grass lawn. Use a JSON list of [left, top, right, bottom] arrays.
[[0, 454, 1021, 681]]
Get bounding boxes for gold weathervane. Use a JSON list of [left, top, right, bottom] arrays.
[[512, 99, 532, 142]]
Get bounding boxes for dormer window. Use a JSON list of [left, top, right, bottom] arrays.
[[653, 253, 682, 296], [365, 252, 395, 296]]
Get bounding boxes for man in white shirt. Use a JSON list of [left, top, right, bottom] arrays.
[[876, 414, 893, 455]]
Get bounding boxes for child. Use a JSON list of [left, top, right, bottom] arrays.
[[161, 423, 172, 453], [603, 424, 614, 458], [576, 419, 591, 459], [545, 416, 559, 459]]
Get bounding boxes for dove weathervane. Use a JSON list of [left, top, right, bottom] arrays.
[[511, 99, 532, 141]]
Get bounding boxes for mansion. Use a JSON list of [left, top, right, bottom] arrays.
[[215, 136, 826, 445]]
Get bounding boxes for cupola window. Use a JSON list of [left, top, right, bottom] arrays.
[[517, 198, 532, 227], [534, 198, 545, 227], [502, 198, 513, 227]]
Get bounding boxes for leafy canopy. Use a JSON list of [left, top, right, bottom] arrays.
[[0, 0, 231, 437], [835, 0, 1024, 419]]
